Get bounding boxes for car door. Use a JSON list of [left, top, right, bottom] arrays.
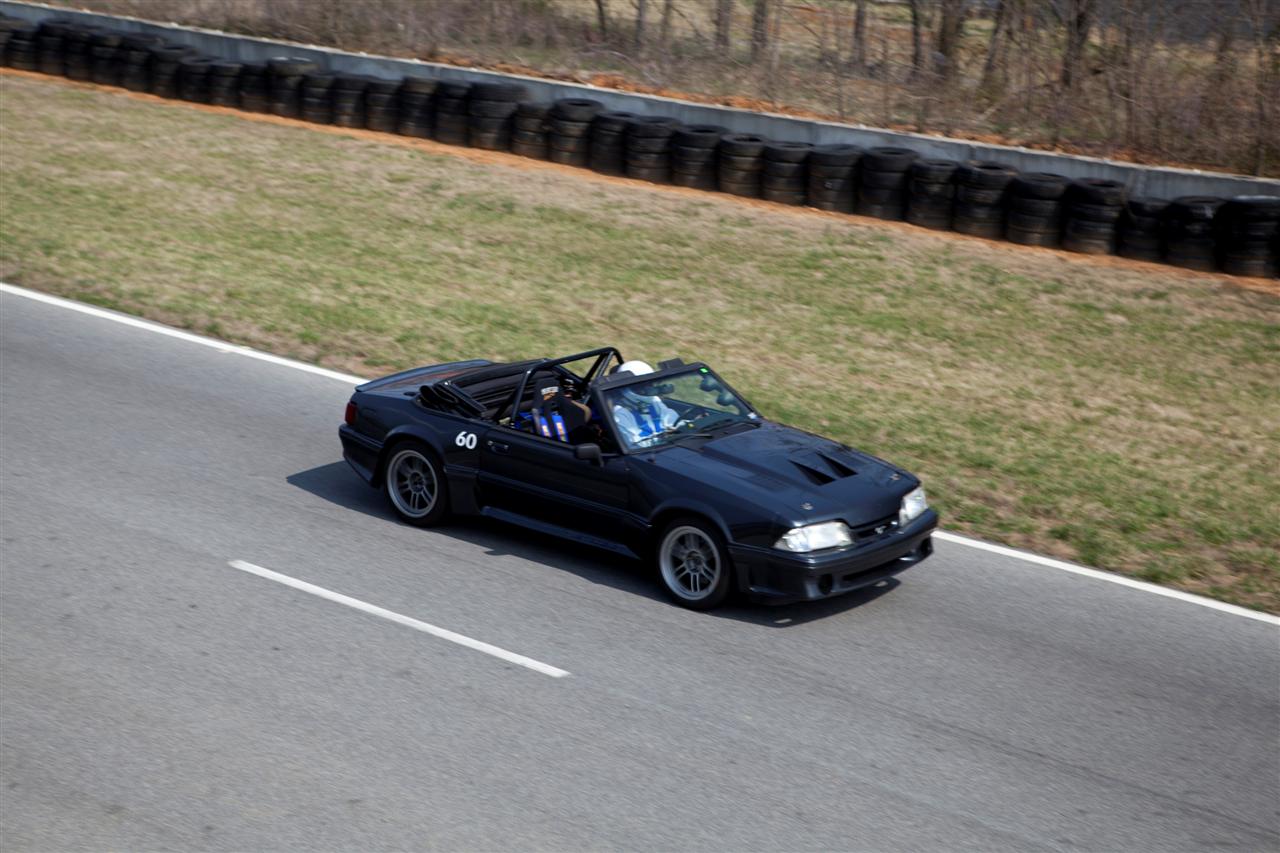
[[477, 428, 634, 545]]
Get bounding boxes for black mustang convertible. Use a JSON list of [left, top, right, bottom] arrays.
[[339, 347, 937, 609]]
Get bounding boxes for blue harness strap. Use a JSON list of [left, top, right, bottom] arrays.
[[532, 407, 553, 438], [550, 411, 568, 442]]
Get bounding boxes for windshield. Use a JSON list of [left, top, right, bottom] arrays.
[[600, 366, 758, 451]]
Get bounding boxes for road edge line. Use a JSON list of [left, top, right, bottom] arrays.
[[5, 282, 1275, 625]]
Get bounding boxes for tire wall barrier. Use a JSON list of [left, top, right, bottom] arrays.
[[2, 1, 1278, 278]]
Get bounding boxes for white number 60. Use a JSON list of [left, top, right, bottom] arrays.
[[454, 431, 478, 450]]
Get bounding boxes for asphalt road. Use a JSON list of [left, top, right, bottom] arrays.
[[2, 288, 1278, 851]]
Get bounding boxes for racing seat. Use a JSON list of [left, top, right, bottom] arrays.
[[531, 387, 594, 444]]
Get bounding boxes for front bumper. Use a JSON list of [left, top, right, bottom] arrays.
[[729, 509, 938, 604]]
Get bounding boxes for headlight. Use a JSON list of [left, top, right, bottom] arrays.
[[774, 521, 853, 552], [899, 486, 928, 526]]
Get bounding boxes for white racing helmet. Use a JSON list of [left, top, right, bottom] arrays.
[[614, 360, 659, 407], [616, 360, 654, 377]]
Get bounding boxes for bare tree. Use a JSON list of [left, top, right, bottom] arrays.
[[936, 0, 966, 80], [850, 0, 868, 70], [1059, 0, 1095, 90], [660, 0, 674, 51], [595, 0, 609, 40], [908, 0, 927, 78], [714, 0, 732, 51], [634, 0, 648, 52], [751, 0, 771, 63]]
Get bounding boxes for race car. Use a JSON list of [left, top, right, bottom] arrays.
[[339, 347, 937, 609]]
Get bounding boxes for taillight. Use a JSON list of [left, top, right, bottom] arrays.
[[344, 401, 357, 426]]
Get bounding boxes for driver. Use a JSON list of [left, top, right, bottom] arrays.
[[610, 360, 679, 448]]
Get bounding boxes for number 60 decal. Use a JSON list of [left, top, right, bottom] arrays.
[[454, 430, 478, 450]]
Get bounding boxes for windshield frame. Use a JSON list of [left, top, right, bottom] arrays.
[[593, 363, 760, 455]]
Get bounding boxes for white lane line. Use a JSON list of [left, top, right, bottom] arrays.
[[0, 282, 365, 385], [932, 532, 1280, 626], [4, 282, 1275, 624], [228, 560, 571, 678]]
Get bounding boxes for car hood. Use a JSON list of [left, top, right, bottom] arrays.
[[648, 422, 914, 526]]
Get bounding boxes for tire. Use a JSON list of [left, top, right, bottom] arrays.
[[860, 169, 908, 190], [1009, 197, 1062, 217], [548, 133, 590, 154], [1010, 172, 1070, 199], [401, 76, 437, 95], [957, 161, 1016, 189], [719, 134, 768, 157], [384, 444, 449, 527], [719, 153, 763, 172], [470, 81, 526, 101], [549, 117, 592, 137], [955, 185, 1006, 206], [671, 145, 717, 164], [656, 519, 733, 610], [672, 125, 726, 148], [671, 171, 717, 190], [1070, 178, 1126, 206], [864, 146, 918, 172], [549, 148, 590, 167], [1007, 225, 1061, 247], [626, 164, 670, 183], [437, 81, 471, 99], [592, 110, 636, 132], [910, 158, 958, 183], [627, 116, 680, 137], [763, 141, 813, 163], [626, 135, 671, 153], [469, 98, 519, 118], [809, 144, 862, 167], [763, 160, 806, 179], [552, 98, 603, 121], [627, 151, 670, 168]]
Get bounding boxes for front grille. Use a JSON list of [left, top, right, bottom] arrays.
[[850, 515, 897, 542]]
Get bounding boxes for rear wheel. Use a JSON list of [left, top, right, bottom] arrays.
[[656, 519, 733, 610], [384, 444, 449, 527]]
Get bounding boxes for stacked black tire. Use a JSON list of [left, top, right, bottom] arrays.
[[1116, 197, 1168, 262], [904, 158, 958, 229], [300, 72, 335, 124], [237, 63, 269, 113], [547, 99, 602, 167], [1005, 172, 1070, 247], [433, 81, 471, 145], [1162, 196, 1222, 270], [397, 77, 435, 138], [586, 110, 633, 175], [1062, 179, 1126, 255], [952, 162, 1017, 238], [206, 61, 240, 107], [62, 25, 96, 81], [118, 33, 161, 92], [466, 81, 524, 150], [177, 57, 214, 103], [0, 18, 22, 67], [148, 44, 190, 98], [363, 77, 400, 133], [670, 124, 724, 190], [1216, 197, 1280, 278], [717, 134, 767, 198], [761, 142, 811, 206], [857, 147, 917, 220], [510, 103, 550, 159], [806, 145, 862, 213], [330, 75, 370, 128], [625, 116, 680, 183], [268, 56, 316, 118], [35, 20, 64, 76], [2, 21, 37, 70], [88, 31, 122, 85]]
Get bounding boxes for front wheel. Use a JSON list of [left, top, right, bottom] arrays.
[[656, 518, 733, 610], [384, 444, 449, 527]]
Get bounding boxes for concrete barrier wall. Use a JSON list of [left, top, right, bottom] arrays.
[[3, 0, 1277, 201]]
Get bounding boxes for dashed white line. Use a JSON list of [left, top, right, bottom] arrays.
[[4, 281, 1276, 624], [228, 560, 571, 678]]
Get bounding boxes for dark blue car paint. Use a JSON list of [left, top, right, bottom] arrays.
[[340, 356, 937, 603]]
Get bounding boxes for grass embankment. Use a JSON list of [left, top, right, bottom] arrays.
[[2, 74, 1277, 611]]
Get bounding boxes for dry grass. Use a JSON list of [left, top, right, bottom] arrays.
[[2, 72, 1278, 611]]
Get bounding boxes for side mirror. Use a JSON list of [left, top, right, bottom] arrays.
[[574, 443, 604, 466]]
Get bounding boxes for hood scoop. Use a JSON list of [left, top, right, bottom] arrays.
[[790, 451, 859, 486]]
